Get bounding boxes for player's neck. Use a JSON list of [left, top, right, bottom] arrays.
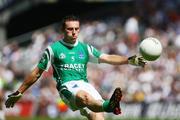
[[61, 39, 78, 47]]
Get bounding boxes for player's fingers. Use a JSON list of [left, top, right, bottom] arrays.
[[138, 59, 144, 64], [140, 60, 147, 64], [10, 102, 15, 108], [138, 56, 144, 61], [5, 97, 16, 108], [8, 94, 12, 97], [138, 57, 147, 63], [5, 99, 11, 108], [138, 59, 143, 63], [5, 103, 9, 108], [139, 61, 147, 67]]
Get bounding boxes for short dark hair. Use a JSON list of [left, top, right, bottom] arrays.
[[61, 15, 80, 30]]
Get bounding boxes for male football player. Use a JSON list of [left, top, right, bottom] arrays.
[[5, 15, 146, 120]]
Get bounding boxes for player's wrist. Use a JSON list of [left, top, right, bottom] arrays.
[[14, 91, 23, 96], [8, 91, 22, 98], [128, 55, 137, 65]]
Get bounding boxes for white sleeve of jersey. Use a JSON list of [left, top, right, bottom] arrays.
[[44, 46, 54, 71], [87, 45, 99, 63]]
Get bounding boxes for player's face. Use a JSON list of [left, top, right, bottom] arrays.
[[64, 21, 80, 44]]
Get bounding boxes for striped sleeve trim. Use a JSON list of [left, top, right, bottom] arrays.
[[46, 46, 54, 62], [87, 45, 99, 63], [44, 46, 54, 71]]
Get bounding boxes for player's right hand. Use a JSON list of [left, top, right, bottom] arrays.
[[128, 55, 147, 67], [5, 91, 22, 108]]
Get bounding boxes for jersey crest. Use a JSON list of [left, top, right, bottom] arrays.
[[78, 51, 84, 59], [59, 53, 66, 59]]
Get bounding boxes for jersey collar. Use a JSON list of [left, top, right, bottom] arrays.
[[61, 39, 78, 47]]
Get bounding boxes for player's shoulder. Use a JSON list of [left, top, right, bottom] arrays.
[[78, 41, 91, 47], [78, 41, 85, 45], [78, 41, 90, 50], [80, 42, 97, 50], [43, 40, 62, 55]]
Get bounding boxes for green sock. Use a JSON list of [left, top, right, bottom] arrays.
[[102, 100, 112, 112]]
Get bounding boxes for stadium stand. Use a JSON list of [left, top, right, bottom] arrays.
[[0, 0, 179, 119]]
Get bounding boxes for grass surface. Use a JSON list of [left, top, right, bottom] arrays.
[[6, 116, 178, 120]]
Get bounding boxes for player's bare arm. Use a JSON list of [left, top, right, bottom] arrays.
[[99, 54, 147, 67], [5, 67, 44, 108], [99, 54, 128, 65], [17, 67, 44, 94]]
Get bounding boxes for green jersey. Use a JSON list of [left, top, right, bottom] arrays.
[[37, 39, 102, 86]]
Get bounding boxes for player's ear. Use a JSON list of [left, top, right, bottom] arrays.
[[61, 26, 65, 32], [58, 21, 65, 33]]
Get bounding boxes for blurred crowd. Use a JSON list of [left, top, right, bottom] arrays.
[[0, 0, 180, 118]]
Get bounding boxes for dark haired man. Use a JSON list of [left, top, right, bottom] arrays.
[[5, 15, 146, 120]]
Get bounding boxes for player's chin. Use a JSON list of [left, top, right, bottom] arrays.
[[72, 37, 77, 42], [69, 38, 77, 44]]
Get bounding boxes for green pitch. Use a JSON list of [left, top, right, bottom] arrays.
[[6, 116, 177, 120]]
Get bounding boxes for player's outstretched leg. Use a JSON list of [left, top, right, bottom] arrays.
[[103, 87, 122, 115]]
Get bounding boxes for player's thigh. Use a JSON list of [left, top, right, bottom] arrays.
[[75, 82, 103, 106], [75, 90, 94, 107], [81, 82, 103, 101], [60, 81, 103, 110]]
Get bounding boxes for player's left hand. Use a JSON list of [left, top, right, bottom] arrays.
[[128, 55, 147, 67], [5, 91, 22, 108]]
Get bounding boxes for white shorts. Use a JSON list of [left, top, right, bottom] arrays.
[[59, 80, 103, 111]]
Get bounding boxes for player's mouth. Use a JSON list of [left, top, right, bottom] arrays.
[[72, 36, 77, 39]]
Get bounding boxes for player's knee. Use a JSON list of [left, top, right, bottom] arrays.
[[76, 91, 92, 106]]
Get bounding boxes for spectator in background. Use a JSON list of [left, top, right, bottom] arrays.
[[124, 15, 140, 46]]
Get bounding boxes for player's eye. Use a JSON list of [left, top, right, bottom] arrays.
[[66, 27, 79, 31], [67, 28, 73, 31], [75, 28, 79, 31]]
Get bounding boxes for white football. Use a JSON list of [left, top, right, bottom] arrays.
[[139, 37, 162, 61]]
